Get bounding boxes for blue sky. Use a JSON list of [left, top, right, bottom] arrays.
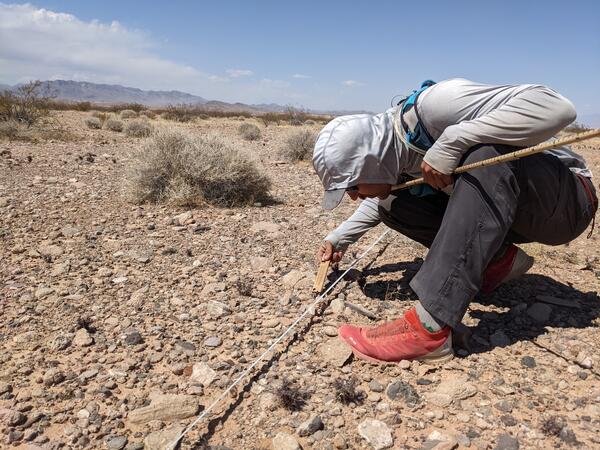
[[0, 1, 599, 123]]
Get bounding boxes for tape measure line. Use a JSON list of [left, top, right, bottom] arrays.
[[167, 229, 391, 449]]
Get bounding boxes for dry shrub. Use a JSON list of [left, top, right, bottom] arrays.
[[275, 378, 310, 411], [85, 117, 102, 129], [260, 112, 280, 127], [120, 109, 138, 119], [125, 120, 153, 138], [281, 129, 317, 161], [333, 377, 365, 404], [161, 104, 196, 122], [0, 81, 51, 127], [139, 110, 156, 119], [124, 129, 271, 207], [304, 119, 316, 125], [0, 120, 19, 140], [104, 117, 124, 132], [238, 123, 261, 141]]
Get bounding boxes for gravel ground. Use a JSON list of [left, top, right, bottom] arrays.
[[1, 112, 599, 450]]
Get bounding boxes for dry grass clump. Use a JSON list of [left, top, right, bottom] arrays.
[[125, 120, 153, 138], [275, 378, 310, 411], [120, 109, 138, 119], [104, 117, 124, 132], [124, 129, 271, 207], [0, 120, 19, 141], [280, 129, 317, 161], [85, 117, 102, 129], [332, 377, 365, 404], [139, 110, 156, 119], [161, 104, 196, 122], [238, 123, 261, 141]]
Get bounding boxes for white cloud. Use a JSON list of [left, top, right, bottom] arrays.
[[226, 69, 253, 78], [292, 73, 310, 79], [0, 3, 216, 90], [342, 80, 364, 87]]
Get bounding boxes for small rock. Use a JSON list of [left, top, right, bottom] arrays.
[[123, 328, 143, 346], [318, 338, 352, 367], [386, 380, 420, 406], [272, 432, 301, 450], [494, 434, 519, 450], [494, 400, 514, 413], [174, 211, 193, 225], [399, 360, 411, 370], [250, 221, 281, 233], [330, 298, 345, 313], [358, 418, 394, 449], [128, 395, 199, 424], [423, 429, 458, 450], [489, 330, 511, 347], [0, 382, 12, 395], [189, 362, 216, 386], [282, 270, 307, 288], [263, 318, 280, 328], [369, 380, 384, 393], [576, 351, 593, 369], [297, 415, 324, 437], [207, 300, 231, 318], [143, 426, 184, 450], [500, 415, 517, 427], [204, 336, 222, 348], [106, 436, 128, 450], [43, 368, 66, 387], [526, 303, 552, 323], [6, 410, 27, 426], [35, 287, 55, 299], [426, 375, 477, 407], [520, 356, 536, 368], [250, 256, 273, 271]]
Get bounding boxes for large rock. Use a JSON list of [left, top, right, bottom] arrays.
[[73, 328, 93, 347], [144, 426, 184, 450], [318, 338, 352, 367], [425, 374, 477, 407], [272, 432, 301, 450], [358, 418, 394, 449], [128, 394, 199, 424]]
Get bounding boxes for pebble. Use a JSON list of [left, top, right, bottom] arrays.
[[369, 380, 384, 393], [520, 356, 536, 368], [128, 394, 199, 424], [190, 362, 216, 386], [272, 432, 301, 450], [106, 436, 128, 450], [357, 418, 394, 449], [386, 380, 420, 406], [318, 338, 352, 367], [43, 368, 66, 387], [204, 336, 222, 348], [143, 426, 184, 450], [297, 415, 324, 437], [426, 375, 477, 407], [494, 434, 519, 450], [123, 328, 143, 346]]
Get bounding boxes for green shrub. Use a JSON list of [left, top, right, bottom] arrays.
[[238, 123, 261, 141], [281, 129, 317, 161], [124, 129, 271, 207]]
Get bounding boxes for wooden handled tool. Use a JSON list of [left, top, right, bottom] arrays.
[[392, 129, 600, 191], [313, 260, 330, 293]]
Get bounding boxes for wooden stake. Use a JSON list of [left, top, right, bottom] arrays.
[[392, 129, 600, 191], [313, 260, 330, 293]]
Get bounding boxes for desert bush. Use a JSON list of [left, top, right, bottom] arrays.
[[0, 120, 20, 140], [304, 119, 316, 125], [139, 110, 156, 119], [281, 129, 317, 161], [259, 112, 280, 127], [161, 104, 196, 122], [124, 129, 271, 207], [85, 117, 102, 129], [564, 121, 590, 133], [0, 81, 51, 127], [238, 123, 261, 141], [125, 120, 153, 137], [120, 109, 138, 119], [104, 117, 124, 132], [284, 105, 309, 126]]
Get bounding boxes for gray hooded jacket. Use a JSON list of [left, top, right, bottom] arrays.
[[313, 78, 590, 250]]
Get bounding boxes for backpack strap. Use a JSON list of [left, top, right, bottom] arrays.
[[394, 80, 436, 155]]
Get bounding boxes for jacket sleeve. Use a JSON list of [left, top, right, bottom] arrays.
[[324, 198, 381, 251], [423, 86, 577, 174]]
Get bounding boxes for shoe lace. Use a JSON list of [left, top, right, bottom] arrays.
[[365, 317, 411, 338]]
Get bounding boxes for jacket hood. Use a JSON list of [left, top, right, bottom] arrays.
[[312, 111, 400, 198]]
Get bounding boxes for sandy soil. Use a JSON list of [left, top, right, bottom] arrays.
[[1, 111, 599, 450]]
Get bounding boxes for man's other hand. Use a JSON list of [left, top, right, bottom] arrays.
[[421, 161, 453, 190], [317, 241, 343, 264]]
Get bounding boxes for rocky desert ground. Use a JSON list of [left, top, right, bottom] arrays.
[[1, 111, 599, 450]]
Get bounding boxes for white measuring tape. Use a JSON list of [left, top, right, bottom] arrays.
[[167, 229, 390, 449]]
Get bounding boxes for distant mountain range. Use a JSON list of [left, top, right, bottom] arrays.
[[0, 80, 370, 116]]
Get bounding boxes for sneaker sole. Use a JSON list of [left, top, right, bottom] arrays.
[[343, 334, 454, 366], [502, 248, 534, 286]]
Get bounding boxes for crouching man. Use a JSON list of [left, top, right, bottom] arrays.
[[313, 78, 597, 364]]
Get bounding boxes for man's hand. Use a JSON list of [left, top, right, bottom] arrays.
[[420, 161, 453, 190], [317, 241, 343, 264]]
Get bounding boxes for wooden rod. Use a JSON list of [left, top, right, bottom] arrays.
[[391, 129, 600, 191], [313, 260, 331, 293]]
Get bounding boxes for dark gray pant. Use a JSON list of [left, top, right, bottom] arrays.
[[379, 145, 598, 328]]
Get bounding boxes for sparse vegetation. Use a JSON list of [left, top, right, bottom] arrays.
[[280, 129, 317, 161], [238, 123, 261, 141], [139, 110, 156, 119], [332, 377, 365, 405], [259, 112, 280, 127], [0, 81, 51, 127], [85, 117, 102, 129], [0, 120, 19, 141], [275, 378, 310, 411], [104, 117, 124, 132], [124, 128, 271, 207], [161, 104, 197, 122], [565, 121, 591, 133], [284, 105, 309, 125], [120, 109, 138, 119], [124, 120, 153, 137]]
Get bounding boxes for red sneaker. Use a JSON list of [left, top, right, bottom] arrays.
[[338, 307, 453, 364], [481, 245, 534, 294]]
